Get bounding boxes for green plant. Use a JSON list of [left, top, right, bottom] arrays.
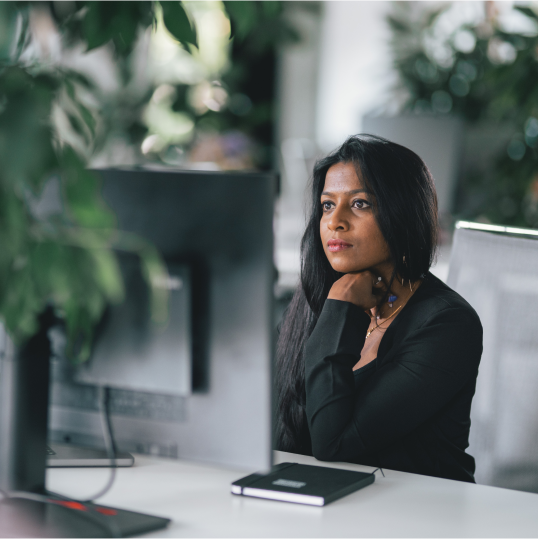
[[388, 2, 538, 228], [55, 1, 302, 172], [205, 1, 301, 168], [0, 1, 205, 361]]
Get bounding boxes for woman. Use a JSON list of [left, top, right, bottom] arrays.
[[275, 134, 482, 483]]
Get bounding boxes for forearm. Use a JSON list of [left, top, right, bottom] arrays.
[[304, 299, 370, 460]]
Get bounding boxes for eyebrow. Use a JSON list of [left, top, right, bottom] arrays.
[[321, 189, 370, 196]]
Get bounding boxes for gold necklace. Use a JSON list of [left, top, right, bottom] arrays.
[[365, 304, 403, 339], [365, 283, 416, 340]]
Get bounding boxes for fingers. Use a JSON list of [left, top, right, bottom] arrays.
[[329, 271, 378, 309], [329, 271, 397, 310], [343, 271, 387, 296], [372, 275, 388, 293], [372, 275, 383, 288]]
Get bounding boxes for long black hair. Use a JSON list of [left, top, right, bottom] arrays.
[[275, 134, 439, 453]]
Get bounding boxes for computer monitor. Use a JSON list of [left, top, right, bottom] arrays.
[[48, 168, 276, 472]]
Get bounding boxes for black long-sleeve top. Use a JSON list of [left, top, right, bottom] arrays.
[[303, 272, 483, 482]]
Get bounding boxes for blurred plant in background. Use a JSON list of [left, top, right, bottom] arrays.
[[40, 1, 300, 171], [0, 0, 302, 360], [137, 0, 298, 169], [388, 1, 538, 228], [140, 1, 300, 170]]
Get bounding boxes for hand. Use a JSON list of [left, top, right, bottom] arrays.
[[327, 271, 386, 310]]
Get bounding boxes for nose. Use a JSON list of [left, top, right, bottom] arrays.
[[326, 203, 349, 231]]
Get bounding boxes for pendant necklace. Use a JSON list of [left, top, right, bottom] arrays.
[[365, 282, 416, 340], [365, 304, 403, 339]]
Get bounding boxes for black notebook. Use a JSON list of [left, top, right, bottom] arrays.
[[231, 462, 375, 506]]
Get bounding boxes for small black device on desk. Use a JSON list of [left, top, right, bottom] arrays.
[[231, 462, 375, 506]]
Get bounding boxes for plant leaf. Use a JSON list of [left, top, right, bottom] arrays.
[[160, 1, 197, 48], [223, 1, 258, 42], [261, 1, 281, 18], [514, 6, 538, 22]]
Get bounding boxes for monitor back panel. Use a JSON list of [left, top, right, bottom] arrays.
[[49, 169, 275, 471]]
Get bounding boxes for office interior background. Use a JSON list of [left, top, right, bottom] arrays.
[[4, 1, 537, 290], [2, 0, 538, 499]]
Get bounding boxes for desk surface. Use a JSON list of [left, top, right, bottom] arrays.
[[47, 451, 538, 538]]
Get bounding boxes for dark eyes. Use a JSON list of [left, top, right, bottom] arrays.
[[352, 199, 370, 210], [321, 199, 370, 211]]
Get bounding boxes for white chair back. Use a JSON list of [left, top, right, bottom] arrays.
[[447, 226, 538, 493]]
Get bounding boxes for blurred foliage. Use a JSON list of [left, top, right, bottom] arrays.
[[47, 1, 303, 168], [0, 62, 123, 361], [0, 1, 203, 361], [141, 1, 303, 170], [388, 2, 538, 228]]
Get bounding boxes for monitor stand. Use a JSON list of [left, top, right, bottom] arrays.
[[0, 494, 170, 538], [47, 443, 134, 468], [1, 314, 171, 537]]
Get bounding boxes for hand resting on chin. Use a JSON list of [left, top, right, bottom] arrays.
[[327, 271, 386, 311]]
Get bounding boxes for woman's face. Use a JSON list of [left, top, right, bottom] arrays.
[[320, 162, 392, 275]]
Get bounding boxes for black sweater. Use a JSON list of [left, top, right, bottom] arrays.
[[303, 272, 483, 483]]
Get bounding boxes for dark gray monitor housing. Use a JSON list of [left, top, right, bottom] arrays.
[[0, 168, 276, 503], [50, 168, 276, 471]]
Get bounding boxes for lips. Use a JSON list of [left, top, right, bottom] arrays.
[[327, 239, 353, 252]]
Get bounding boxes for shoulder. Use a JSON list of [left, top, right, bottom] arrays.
[[385, 273, 483, 373], [396, 272, 482, 337]]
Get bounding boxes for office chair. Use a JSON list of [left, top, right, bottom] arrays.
[[447, 222, 538, 494]]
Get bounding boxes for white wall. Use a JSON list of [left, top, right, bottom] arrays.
[[275, 4, 324, 289], [315, 1, 396, 152], [275, 1, 398, 289]]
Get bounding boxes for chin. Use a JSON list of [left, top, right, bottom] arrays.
[[326, 254, 362, 274]]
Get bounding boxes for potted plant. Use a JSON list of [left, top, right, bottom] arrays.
[[0, 0, 299, 506], [386, 2, 538, 228]]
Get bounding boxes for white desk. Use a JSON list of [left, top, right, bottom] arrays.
[[47, 451, 538, 537]]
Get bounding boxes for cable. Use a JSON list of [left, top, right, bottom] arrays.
[[1, 388, 122, 536], [47, 386, 119, 503], [371, 467, 385, 477], [81, 386, 118, 502], [44, 385, 122, 536]]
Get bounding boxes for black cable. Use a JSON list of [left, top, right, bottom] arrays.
[[371, 467, 385, 477], [45, 385, 122, 536], [48, 386, 118, 503], [80, 386, 118, 502], [1, 387, 121, 536]]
